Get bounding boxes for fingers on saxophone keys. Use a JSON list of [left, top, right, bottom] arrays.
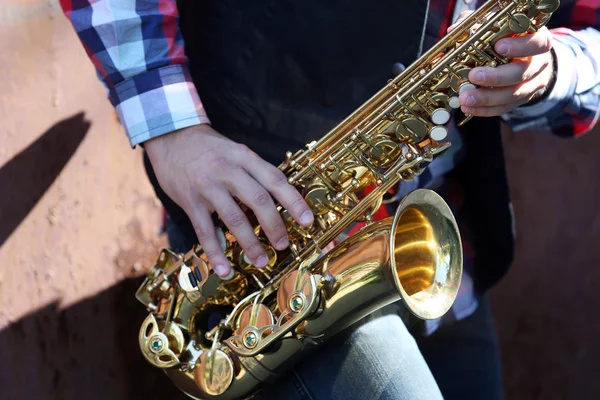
[[459, 85, 527, 109], [460, 100, 528, 117], [190, 206, 232, 279], [248, 159, 314, 228], [494, 28, 552, 58], [212, 189, 269, 269], [468, 61, 529, 88], [231, 171, 289, 252]]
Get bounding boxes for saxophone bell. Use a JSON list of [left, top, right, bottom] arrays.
[[390, 189, 462, 320]]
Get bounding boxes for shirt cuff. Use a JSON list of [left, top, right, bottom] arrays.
[[502, 37, 577, 126], [109, 64, 210, 147]]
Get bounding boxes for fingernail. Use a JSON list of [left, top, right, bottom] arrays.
[[214, 264, 231, 278], [276, 237, 289, 249], [300, 210, 314, 226], [466, 95, 476, 107], [255, 255, 268, 268], [497, 43, 508, 56]]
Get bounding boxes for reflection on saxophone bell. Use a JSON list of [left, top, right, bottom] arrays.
[[134, 0, 559, 398]]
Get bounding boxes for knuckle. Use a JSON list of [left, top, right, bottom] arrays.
[[204, 249, 224, 261], [270, 168, 289, 186], [268, 219, 286, 234], [252, 189, 271, 207], [291, 193, 307, 209], [236, 143, 254, 157], [195, 225, 212, 241], [194, 174, 212, 190], [180, 194, 200, 211], [225, 211, 246, 228], [206, 154, 230, 171]]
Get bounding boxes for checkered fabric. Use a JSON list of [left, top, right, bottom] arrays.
[[59, 0, 209, 147], [59, 0, 600, 147]]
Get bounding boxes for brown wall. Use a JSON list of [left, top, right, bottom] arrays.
[[1, 2, 598, 399], [493, 125, 600, 399]]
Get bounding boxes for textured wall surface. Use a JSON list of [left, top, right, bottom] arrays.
[[0, 2, 598, 400], [493, 125, 600, 400], [0, 2, 173, 399]]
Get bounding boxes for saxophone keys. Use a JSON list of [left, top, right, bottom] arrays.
[[304, 183, 333, 216], [459, 82, 477, 95], [240, 244, 277, 269], [369, 135, 402, 168], [395, 117, 428, 143], [139, 314, 185, 369], [281, 209, 313, 239], [448, 96, 461, 109], [455, 30, 470, 44], [234, 304, 275, 337], [457, 114, 474, 127], [277, 269, 311, 316], [338, 165, 372, 192], [194, 349, 234, 396], [192, 254, 210, 282], [429, 126, 448, 141], [534, 12, 552, 28], [429, 91, 449, 105], [508, 13, 531, 34], [431, 108, 451, 125], [431, 75, 451, 91], [449, 66, 471, 93], [536, 0, 560, 14]]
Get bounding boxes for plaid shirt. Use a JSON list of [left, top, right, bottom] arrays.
[[59, 0, 600, 146], [60, 0, 600, 332]]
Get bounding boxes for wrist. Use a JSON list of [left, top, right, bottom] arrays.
[[145, 123, 213, 158]]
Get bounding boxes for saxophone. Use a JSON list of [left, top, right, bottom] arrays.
[[136, 1, 558, 398]]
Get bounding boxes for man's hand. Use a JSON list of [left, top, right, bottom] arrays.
[[145, 125, 314, 278], [449, 13, 555, 116]]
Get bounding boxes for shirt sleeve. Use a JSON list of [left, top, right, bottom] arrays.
[[502, 1, 600, 138], [59, 0, 210, 147]]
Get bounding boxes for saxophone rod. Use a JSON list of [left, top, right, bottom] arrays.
[[289, 0, 507, 174]]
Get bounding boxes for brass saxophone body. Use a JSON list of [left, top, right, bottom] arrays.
[[135, 1, 558, 398]]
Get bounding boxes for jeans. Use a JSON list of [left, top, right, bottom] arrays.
[[165, 219, 503, 400], [258, 303, 444, 400], [257, 296, 503, 400]]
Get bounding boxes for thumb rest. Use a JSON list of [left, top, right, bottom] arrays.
[[135, 1, 559, 399]]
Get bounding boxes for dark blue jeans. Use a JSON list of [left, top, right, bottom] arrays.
[[257, 295, 503, 400]]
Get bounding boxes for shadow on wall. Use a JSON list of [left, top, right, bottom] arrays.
[[0, 112, 90, 247], [0, 277, 188, 400]]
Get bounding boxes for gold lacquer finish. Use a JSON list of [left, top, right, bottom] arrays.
[[134, 1, 559, 399]]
